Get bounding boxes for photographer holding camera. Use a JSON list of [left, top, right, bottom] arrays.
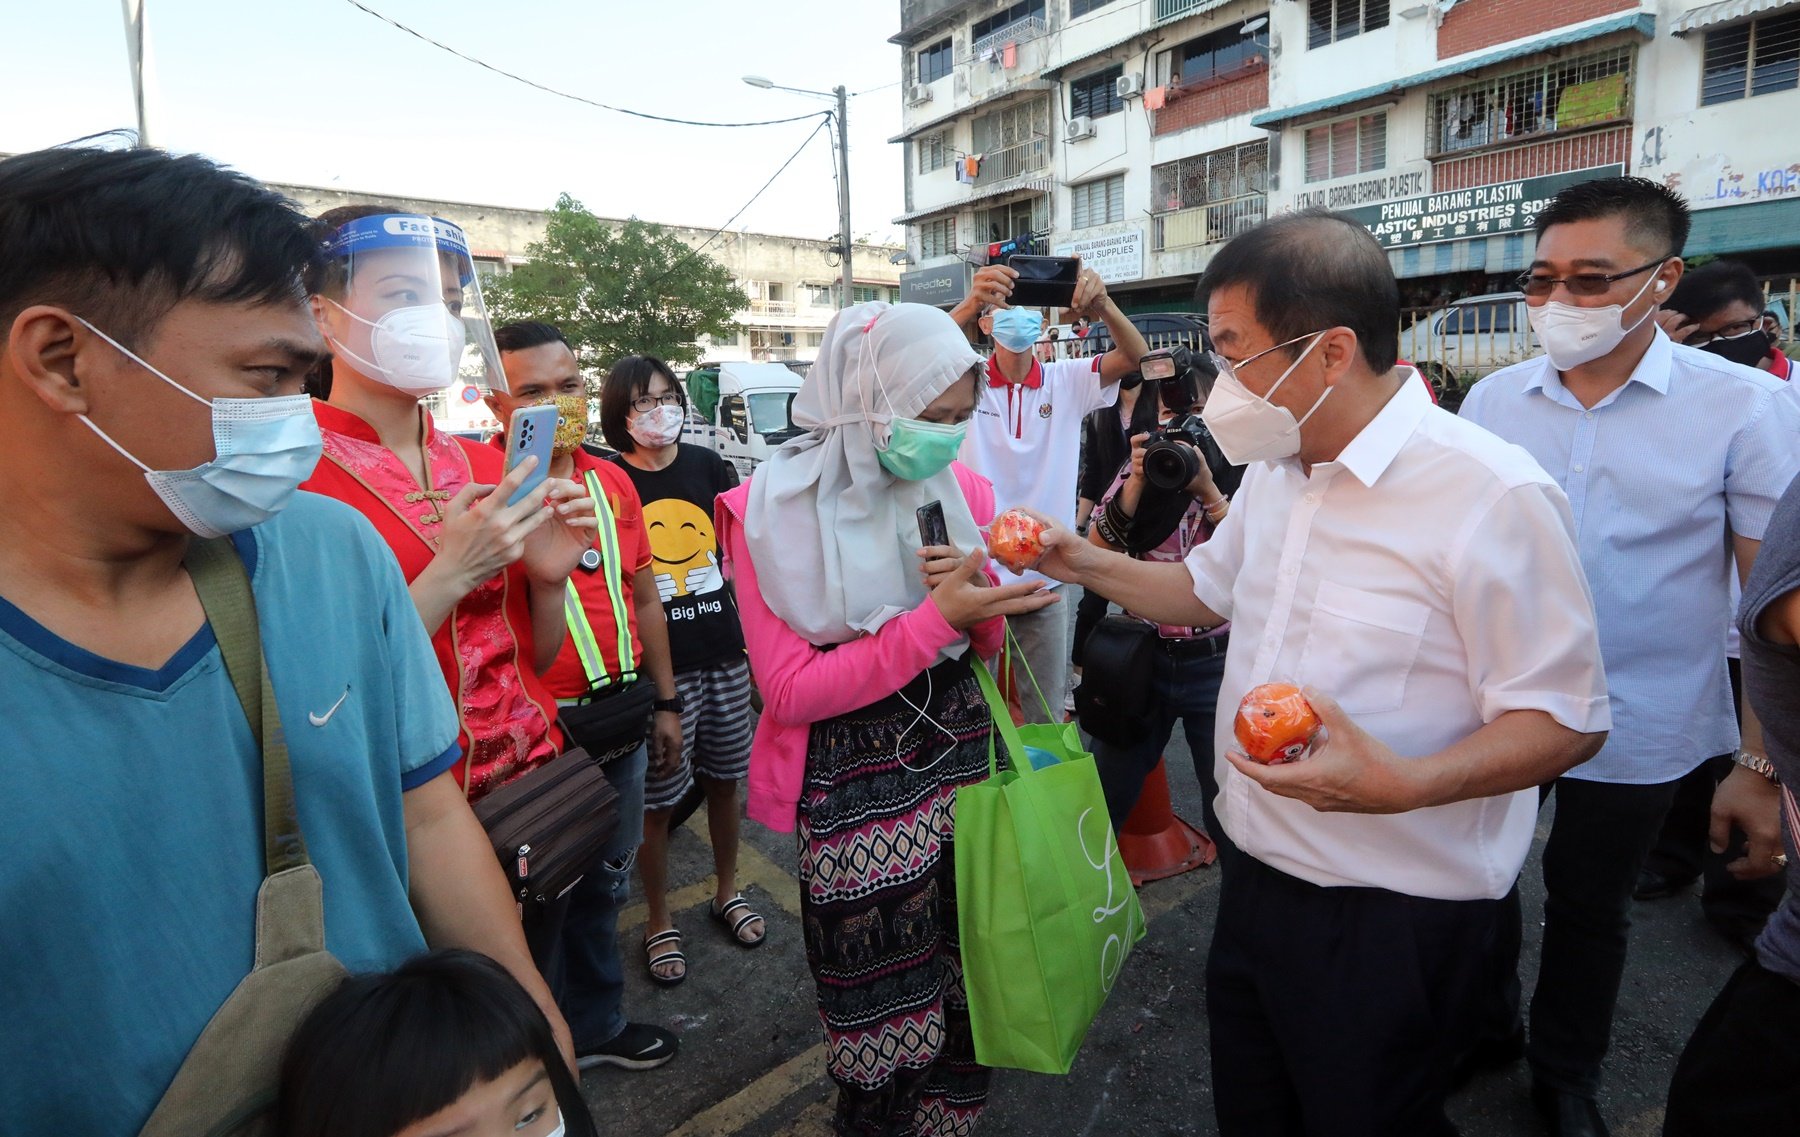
[[1082, 345, 1240, 836]]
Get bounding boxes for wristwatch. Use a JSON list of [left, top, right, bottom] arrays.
[[652, 696, 685, 715], [1733, 748, 1781, 784]]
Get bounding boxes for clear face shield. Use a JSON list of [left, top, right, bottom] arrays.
[[314, 213, 507, 397]]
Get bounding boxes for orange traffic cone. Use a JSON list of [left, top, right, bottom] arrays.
[[1119, 757, 1215, 886]]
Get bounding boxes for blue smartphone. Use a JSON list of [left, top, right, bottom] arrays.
[[503, 403, 559, 507]]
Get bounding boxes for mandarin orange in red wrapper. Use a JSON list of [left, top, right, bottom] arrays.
[[988, 508, 1046, 574], [1234, 683, 1323, 765]]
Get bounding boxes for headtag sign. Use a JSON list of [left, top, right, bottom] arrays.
[[1342, 165, 1624, 250]]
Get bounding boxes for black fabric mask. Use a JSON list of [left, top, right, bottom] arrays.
[[1701, 329, 1772, 370]]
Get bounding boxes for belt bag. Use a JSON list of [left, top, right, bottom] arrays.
[[140, 537, 348, 1137], [1073, 614, 1157, 746], [558, 677, 656, 765], [473, 745, 621, 913]]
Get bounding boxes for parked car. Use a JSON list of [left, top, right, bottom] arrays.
[[1054, 311, 1210, 360], [682, 361, 805, 479], [1398, 292, 1533, 401]]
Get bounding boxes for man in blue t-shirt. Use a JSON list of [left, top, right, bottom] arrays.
[[0, 146, 573, 1134]]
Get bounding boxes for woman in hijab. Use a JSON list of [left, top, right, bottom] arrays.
[[716, 303, 1055, 1135]]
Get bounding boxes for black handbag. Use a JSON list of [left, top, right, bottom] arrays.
[[472, 745, 621, 912], [1074, 614, 1158, 746], [558, 677, 657, 765]]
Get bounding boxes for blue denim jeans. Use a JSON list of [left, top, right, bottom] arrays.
[[555, 744, 647, 1049], [1091, 644, 1226, 839]]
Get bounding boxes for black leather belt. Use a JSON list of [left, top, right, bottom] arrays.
[[1159, 633, 1229, 659]]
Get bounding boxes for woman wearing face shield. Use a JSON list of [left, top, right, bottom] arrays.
[[299, 207, 597, 864], [715, 303, 1057, 1135]]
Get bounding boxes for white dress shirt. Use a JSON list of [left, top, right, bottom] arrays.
[[1187, 376, 1610, 901], [1460, 331, 1800, 785]]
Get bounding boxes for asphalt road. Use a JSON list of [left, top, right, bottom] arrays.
[[580, 660, 1745, 1137]]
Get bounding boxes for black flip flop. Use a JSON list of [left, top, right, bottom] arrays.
[[643, 929, 687, 986], [710, 894, 767, 948]]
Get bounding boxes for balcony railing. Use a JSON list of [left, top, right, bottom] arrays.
[[973, 138, 1049, 188], [748, 299, 797, 316], [1152, 192, 1267, 251], [972, 14, 1046, 60], [1156, 0, 1225, 22]]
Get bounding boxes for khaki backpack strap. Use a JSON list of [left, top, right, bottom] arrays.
[[184, 537, 309, 875]]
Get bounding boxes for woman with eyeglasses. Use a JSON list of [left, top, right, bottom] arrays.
[[716, 303, 1055, 1135], [599, 356, 763, 986]]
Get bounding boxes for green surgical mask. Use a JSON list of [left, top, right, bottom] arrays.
[[878, 416, 966, 480]]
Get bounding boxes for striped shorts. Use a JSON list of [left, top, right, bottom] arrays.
[[643, 657, 755, 812]]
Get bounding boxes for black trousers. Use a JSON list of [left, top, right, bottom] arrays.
[[1663, 960, 1800, 1135], [1206, 853, 1505, 1136], [1522, 775, 1682, 1095]]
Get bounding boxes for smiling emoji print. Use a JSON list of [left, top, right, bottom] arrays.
[[644, 498, 722, 598]]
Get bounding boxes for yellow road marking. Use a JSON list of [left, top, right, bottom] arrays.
[[659, 1043, 829, 1137]]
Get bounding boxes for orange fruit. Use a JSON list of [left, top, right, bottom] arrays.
[[1234, 683, 1322, 765], [989, 508, 1046, 574]]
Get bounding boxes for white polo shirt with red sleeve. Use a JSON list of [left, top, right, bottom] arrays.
[[960, 353, 1118, 588]]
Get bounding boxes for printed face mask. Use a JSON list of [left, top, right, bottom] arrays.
[[543, 394, 588, 455], [989, 307, 1043, 354], [74, 318, 322, 537], [325, 298, 467, 394], [628, 403, 686, 449]]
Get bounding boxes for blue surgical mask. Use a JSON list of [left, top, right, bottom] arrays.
[[878, 416, 966, 481], [74, 318, 323, 538], [990, 308, 1044, 354]]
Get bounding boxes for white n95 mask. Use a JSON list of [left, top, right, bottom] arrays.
[[74, 319, 322, 538], [325, 299, 468, 394], [1202, 331, 1331, 465], [1527, 270, 1665, 371]]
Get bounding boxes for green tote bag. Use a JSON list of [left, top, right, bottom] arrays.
[[955, 656, 1146, 1075]]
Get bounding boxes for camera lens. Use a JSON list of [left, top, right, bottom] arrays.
[[1143, 437, 1202, 491]]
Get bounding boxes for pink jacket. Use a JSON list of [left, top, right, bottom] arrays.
[[715, 462, 1005, 832]]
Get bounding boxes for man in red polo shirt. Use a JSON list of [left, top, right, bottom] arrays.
[[948, 261, 1149, 722], [486, 319, 684, 1072]]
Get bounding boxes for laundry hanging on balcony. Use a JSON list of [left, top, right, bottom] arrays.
[[956, 154, 984, 184], [1001, 42, 1018, 69], [1145, 86, 1167, 111]]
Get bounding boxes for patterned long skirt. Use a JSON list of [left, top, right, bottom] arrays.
[[798, 655, 994, 1137]]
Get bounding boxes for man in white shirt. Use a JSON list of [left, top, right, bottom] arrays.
[[1033, 211, 1611, 1136], [949, 261, 1148, 722], [1460, 177, 1800, 1137]]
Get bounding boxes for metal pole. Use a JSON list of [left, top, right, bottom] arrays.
[[120, 0, 151, 147], [836, 84, 852, 309]]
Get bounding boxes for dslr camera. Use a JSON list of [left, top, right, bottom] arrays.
[[1138, 345, 1221, 493]]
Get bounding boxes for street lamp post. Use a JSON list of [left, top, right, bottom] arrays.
[[745, 76, 853, 309]]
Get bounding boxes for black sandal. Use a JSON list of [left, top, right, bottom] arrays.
[[710, 894, 767, 948], [643, 929, 687, 986]]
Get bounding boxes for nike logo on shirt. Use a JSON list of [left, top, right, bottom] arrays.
[[308, 685, 351, 727]]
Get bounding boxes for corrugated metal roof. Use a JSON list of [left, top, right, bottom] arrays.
[[889, 81, 1060, 143], [1671, 0, 1800, 35], [1250, 12, 1655, 129], [894, 178, 1054, 224]]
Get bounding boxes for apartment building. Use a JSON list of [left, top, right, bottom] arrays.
[[890, 0, 1800, 314]]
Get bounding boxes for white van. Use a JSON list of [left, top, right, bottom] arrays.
[[681, 361, 805, 479]]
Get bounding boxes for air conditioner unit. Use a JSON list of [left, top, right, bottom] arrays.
[[906, 84, 934, 107], [1115, 73, 1145, 99], [1067, 115, 1096, 142]]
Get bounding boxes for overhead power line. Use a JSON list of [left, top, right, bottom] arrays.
[[341, 0, 830, 129]]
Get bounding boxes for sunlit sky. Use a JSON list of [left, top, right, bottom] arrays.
[[1, 0, 910, 243]]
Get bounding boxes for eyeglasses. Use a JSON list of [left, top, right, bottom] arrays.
[[1516, 257, 1668, 299], [1684, 320, 1762, 347], [630, 391, 683, 414], [1206, 330, 1325, 388]]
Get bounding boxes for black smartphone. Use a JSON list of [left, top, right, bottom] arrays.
[[1004, 254, 1080, 308], [916, 500, 950, 548]]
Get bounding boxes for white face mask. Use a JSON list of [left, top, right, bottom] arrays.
[[325, 298, 468, 394], [1202, 331, 1331, 465], [74, 319, 323, 538], [628, 403, 686, 448], [1526, 266, 1666, 371], [538, 1109, 565, 1137]]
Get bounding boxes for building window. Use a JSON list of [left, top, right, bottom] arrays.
[[973, 1, 1046, 45], [1303, 112, 1387, 182], [971, 99, 1051, 185], [1157, 14, 1267, 87], [806, 331, 825, 347], [974, 195, 1050, 245], [919, 216, 958, 258], [1430, 46, 1633, 156], [1070, 174, 1125, 229], [918, 131, 951, 174], [917, 38, 953, 85], [1307, 0, 1390, 49], [1702, 13, 1800, 105], [1151, 141, 1268, 250], [801, 283, 834, 308], [1070, 0, 1114, 16], [1070, 65, 1124, 119], [471, 256, 506, 283]]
